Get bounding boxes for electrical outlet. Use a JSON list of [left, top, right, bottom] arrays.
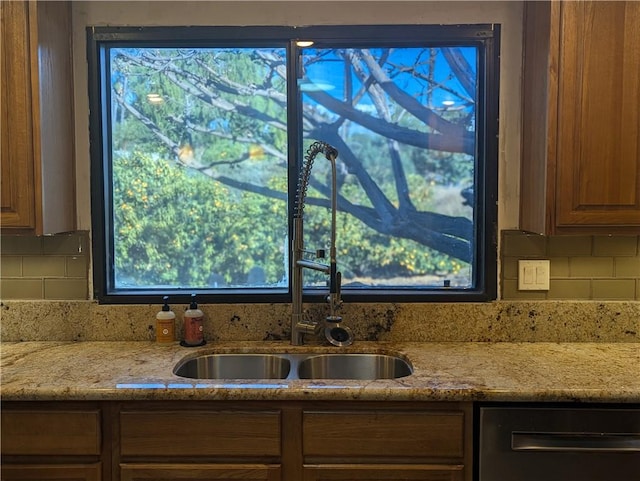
[[518, 260, 550, 291]]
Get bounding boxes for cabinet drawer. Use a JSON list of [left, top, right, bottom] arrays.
[[303, 464, 464, 481], [303, 411, 465, 459], [120, 410, 281, 457], [120, 463, 281, 481], [0, 463, 101, 481], [0, 410, 101, 455]]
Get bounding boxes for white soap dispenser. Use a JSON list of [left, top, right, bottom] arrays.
[[155, 296, 176, 344]]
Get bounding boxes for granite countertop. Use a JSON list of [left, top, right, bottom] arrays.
[[1, 341, 638, 403]]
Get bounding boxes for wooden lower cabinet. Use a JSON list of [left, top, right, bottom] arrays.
[[1, 409, 101, 456], [303, 464, 464, 481], [117, 404, 283, 481], [0, 464, 102, 481], [300, 405, 470, 481], [302, 410, 465, 459], [1, 403, 104, 480], [1, 401, 471, 481], [119, 409, 281, 458]]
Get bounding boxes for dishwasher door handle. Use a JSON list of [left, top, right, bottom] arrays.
[[512, 432, 640, 452]]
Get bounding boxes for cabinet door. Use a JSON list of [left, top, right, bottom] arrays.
[[303, 410, 465, 460], [120, 463, 281, 481], [303, 464, 463, 481], [555, 1, 640, 229], [119, 410, 281, 457], [1, 409, 101, 455], [0, 0, 38, 230], [0, 0, 75, 235], [0, 464, 101, 481]]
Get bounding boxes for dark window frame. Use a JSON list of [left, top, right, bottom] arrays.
[[87, 24, 499, 305]]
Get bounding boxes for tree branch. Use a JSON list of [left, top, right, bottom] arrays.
[[359, 50, 471, 140], [306, 90, 475, 155], [441, 47, 476, 99], [345, 50, 415, 214]]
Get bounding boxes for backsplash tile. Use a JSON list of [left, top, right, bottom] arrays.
[[501, 232, 547, 257], [547, 235, 592, 256], [1, 257, 22, 277], [616, 256, 640, 277], [42, 233, 89, 255], [0, 279, 43, 299], [22, 256, 66, 277], [502, 231, 640, 300], [66, 256, 88, 277], [0, 232, 89, 300], [0, 236, 44, 255], [43, 278, 88, 300], [569, 256, 614, 277], [592, 236, 638, 256], [591, 279, 636, 300], [547, 279, 591, 300]]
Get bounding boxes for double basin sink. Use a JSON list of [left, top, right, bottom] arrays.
[[173, 351, 413, 381]]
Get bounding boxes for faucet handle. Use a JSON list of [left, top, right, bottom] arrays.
[[326, 271, 343, 315]]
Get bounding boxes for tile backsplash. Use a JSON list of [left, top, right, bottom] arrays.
[[502, 231, 640, 300], [1, 230, 639, 301], [0, 232, 89, 300], [1, 230, 638, 344]]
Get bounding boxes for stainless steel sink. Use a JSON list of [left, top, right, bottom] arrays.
[[173, 352, 413, 380], [173, 353, 291, 379], [297, 353, 413, 380]]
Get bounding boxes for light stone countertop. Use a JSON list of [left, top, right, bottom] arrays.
[[1, 341, 639, 403]]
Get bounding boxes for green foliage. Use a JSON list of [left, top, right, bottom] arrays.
[[114, 151, 467, 288], [113, 152, 287, 287], [303, 200, 467, 286]]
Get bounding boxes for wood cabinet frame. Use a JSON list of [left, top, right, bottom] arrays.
[[2, 400, 473, 481], [520, 0, 640, 234], [0, 0, 75, 235]]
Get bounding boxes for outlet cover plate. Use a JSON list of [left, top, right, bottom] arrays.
[[518, 260, 550, 291]]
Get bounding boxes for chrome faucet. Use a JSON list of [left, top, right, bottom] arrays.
[[291, 141, 354, 346]]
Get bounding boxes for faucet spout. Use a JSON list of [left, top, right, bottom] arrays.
[[291, 141, 353, 347]]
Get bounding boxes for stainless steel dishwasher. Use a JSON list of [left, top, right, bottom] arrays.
[[478, 405, 640, 481]]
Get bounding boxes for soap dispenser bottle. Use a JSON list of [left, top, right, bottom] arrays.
[[182, 294, 205, 346], [156, 296, 176, 344]]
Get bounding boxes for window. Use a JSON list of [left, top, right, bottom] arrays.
[[87, 25, 499, 304]]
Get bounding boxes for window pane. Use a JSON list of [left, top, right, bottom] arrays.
[[300, 47, 477, 289], [109, 47, 288, 289]]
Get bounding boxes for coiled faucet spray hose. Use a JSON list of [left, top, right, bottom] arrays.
[[295, 141, 339, 219]]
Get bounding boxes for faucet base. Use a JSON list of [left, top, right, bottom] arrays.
[[324, 323, 354, 347]]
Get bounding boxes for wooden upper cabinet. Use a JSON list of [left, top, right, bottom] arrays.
[[0, 1, 75, 235], [520, 1, 640, 234]]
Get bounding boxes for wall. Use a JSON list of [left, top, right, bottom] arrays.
[[71, 0, 524, 232], [1, 2, 637, 303], [71, 0, 523, 300], [3, 230, 639, 301]]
